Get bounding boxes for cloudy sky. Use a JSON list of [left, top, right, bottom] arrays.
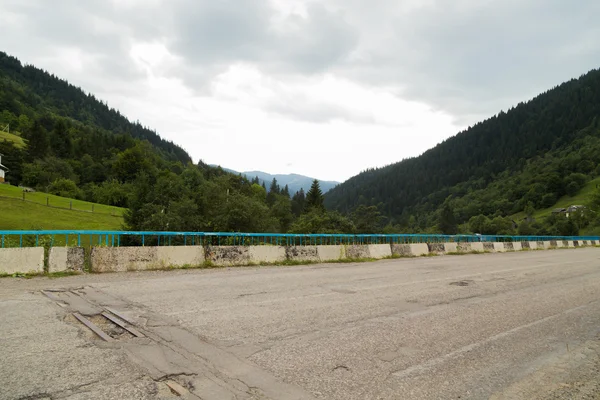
[[1, 0, 599, 181]]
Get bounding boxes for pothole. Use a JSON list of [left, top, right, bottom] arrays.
[[88, 315, 134, 340]]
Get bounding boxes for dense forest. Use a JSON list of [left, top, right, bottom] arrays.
[[325, 68, 600, 236], [0, 52, 375, 234]]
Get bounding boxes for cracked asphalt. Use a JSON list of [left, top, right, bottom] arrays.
[[1, 248, 600, 399]]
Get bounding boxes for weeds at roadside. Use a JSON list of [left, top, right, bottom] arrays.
[[446, 250, 484, 256], [47, 271, 80, 279], [0, 272, 42, 279]]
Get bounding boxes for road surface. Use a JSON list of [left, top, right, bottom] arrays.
[[1, 248, 600, 399]]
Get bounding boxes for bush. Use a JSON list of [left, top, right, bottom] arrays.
[[47, 178, 83, 199], [565, 181, 580, 197]]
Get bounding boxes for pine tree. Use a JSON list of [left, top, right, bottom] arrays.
[[266, 178, 280, 207], [269, 178, 280, 194], [291, 189, 305, 217], [305, 179, 325, 212], [24, 120, 49, 161], [438, 203, 458, 235]]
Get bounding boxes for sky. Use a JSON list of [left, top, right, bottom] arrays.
[[1, 0, 599, 182]]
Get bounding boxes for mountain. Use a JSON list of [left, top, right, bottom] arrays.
[[0, 52, 191, 164], [325, 68, 600, 235], [0, 51, 340, 234], [242, 171, 338, 194], [212, 167, 339, 194]]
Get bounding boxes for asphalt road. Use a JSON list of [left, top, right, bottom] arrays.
[[1, 248, 600, 399]]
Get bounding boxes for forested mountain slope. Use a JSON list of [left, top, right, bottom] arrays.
[[0, 52, 190, 164], [325, 68, 600, 233]]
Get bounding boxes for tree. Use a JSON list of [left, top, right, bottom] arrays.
[[112, 142, 155, 183], [23, 120, 49, 161], [22, 157, 77, 189], [517, 221, 536, 235], [291, 189, 305, 217], [270, 196, 294, 232], [92, 179, 131, 207], [50, 119, 73, 158], [48, 178, 83, 199], [438, 203, 458, 234], [305, 179, 324, 212], [351, 204, 386, 233], [266, 178, 280, 207], [289, 209, 355, 234]]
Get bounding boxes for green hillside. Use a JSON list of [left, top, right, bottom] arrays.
[[512, 176, 600, 221], [0, 184, 123, 216], [0, 195, 123, 230], [0, 130, 25, 148], [325, 68, 600, 236]]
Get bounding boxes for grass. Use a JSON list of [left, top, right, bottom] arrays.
[[0, 184, 125, 216], [0, 130, 26, 149], [0, 196, 123, 231], [512, 176, 600, 222]]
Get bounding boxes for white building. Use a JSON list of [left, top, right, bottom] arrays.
[[0, 153, 7, 183]]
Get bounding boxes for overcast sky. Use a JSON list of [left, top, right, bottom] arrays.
[[1, 0, 599, 182]]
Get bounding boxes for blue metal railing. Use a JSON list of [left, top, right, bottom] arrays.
[[0, 230, 597, 248]]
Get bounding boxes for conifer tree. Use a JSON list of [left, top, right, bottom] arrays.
[[305, 179, 324, 212]]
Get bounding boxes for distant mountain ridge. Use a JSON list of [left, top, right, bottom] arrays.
[[213, 167, 339, 194]]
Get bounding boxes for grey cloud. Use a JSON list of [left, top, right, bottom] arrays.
[[267, 96, 375, 124], [335, 0, 600, 124], [1, 0, 599, 126], [0, 0, 162, 92], [167, 0, 359, 86]]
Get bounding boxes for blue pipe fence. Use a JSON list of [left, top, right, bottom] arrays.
[[0, 230, 598, 248]]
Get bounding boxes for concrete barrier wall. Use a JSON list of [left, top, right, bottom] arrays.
[[444, 243, 458, 253], [470, 242, 485, 252], [346, 245, 371, 259], [248, 246, 286, 264], [91, 247, 156, 272], [91, 246, 205, 272], [157, 246, 205, 267], [206, 246, 249, 266], [503, 242, 515, 251], [391, 243, 429, 257], [0, 247, 45, 274], [456, 243, 472, 253], [493, 243, 507, 253], [286, 246, 319, 262], [58, 236, 600, 274], [428, 243, 446, 254], [368, 244, 392, 259], [49, 247, 85, 272], [317, 245, 346, 261]]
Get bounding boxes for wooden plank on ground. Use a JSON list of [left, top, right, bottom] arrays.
[[101, 311, 144, 338], [73, 312, 114, 342]]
